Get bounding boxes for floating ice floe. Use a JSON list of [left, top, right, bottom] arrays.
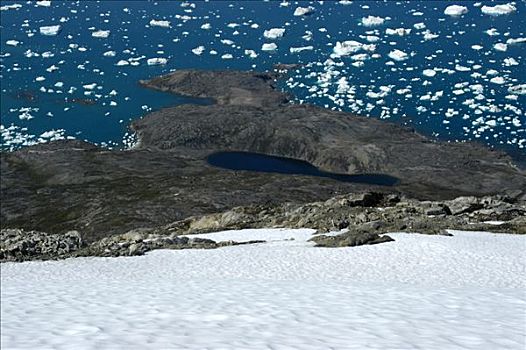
[[481, 3, 516, 16], [83, 83, 97, 90], [39, 25, 61, 36], [490, 76, 505, 85], [422, 69, 436, 77], [192, 46, 205, 55], [444, 5, 468, 16], [293, 6, 314, 16], [290, 46, 313, 53], [414, 22, 426, 30], [388, 49, 409, 61], [361, 16, 386, 27], [146, 57, 168, 65], [149, 19, 170, 28], [386, 28, 411, 36], [506, 37, 526, 45], [36, 1, 51, 7], [201, 23, 211, 30], [92, 30, 110, 38], [6, 40, 20, 46], [471, 44, 483, 50], [244, 49, 258, 58], [508, 84, 526, 95], [1, 3, 22, 11], [263, 28, 286, 39], [221, 54, 233, 59], [332, 41, 375, 57], [261, 43, 277, 51], [423, 31, 439, 41], [494, 43, 508, 52], [116, 60, 129, 66], [103, 50, 116, 57]]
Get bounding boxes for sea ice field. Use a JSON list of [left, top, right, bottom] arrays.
[[0, 1, 525, 160]]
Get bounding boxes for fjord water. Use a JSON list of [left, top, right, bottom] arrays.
[[1, 1, 524, 157], [207, 151, 399, 186]]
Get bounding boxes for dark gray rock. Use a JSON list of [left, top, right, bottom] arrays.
[[309, 231, 395, 248]]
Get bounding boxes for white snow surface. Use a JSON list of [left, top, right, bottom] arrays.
[[1, 229, 525, 350]]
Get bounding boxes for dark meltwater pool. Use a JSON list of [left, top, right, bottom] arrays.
[[207, 151, 399, 186]]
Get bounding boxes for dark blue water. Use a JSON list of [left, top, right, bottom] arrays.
[[1, 1, 524, 155], [207, 151, 399, 186]]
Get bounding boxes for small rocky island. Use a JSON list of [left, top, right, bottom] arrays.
[[1, 69, 525, 261]]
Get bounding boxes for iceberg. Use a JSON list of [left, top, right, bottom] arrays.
[[263, 28, 285, 39], [388, 49, 409, 61], [261, 43, 277, 51], [39, 25, 61, 36], [289, 46, 313, 53], [92, 30, 110, 38], [494, 43, 508, 52], [149, 19, 170, 28], [444, 5, 468, 16], [293, 6, 314, 16], [6, 40, 20, 46], [385, 28, 411, 36], [146, 57, 167, 65], [361, 16, 385, 27], [192, 46, 205, 55], [36, 1, 51, 7], [481, 3, 516, 15], [422, 69, 436, 77]]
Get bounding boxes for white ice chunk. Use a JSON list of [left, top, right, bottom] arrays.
[[92, 30, 110, 38], [290, 46, 313, 53], [261, 43, 278, 51], [423, 69, 436, 77], [192, 46, 205, 55], [149, 19, 171, 28], [388, 49, 409, 61], [293, 6, 315, 16], [481, 3, 516, 15], [39, 25, 61, 36], [361, 16, 386, 27], [146, 57, 168, 65], [444, 5, 468, 16], [494, 43, 508, 52], [263, 28, 285, 39]]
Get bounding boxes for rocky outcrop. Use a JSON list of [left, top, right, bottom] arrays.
[[0, 229, 83, 262], [309, 231, 394, 248], [1, 192, 524, 262], [2, 69, 525, 242], [160, 192, 526, 237]]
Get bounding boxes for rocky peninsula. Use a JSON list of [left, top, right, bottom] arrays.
[[1, 69, 525, 261]]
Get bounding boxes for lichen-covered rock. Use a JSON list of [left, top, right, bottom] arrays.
[[0, 229, 84, 262]]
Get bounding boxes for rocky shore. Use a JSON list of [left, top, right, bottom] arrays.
[[1, 69, 525, 261]]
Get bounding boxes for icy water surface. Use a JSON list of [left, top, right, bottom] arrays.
[[0, 1, 525, 156]]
